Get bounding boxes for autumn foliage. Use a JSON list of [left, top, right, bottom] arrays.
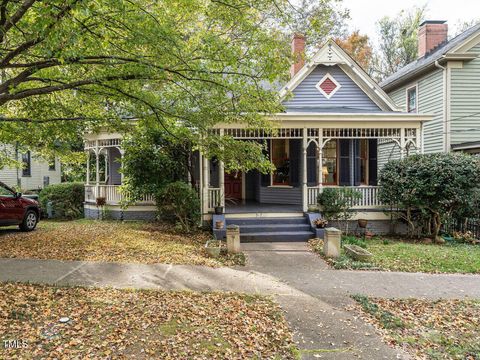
[[335, 31, 373, 73]]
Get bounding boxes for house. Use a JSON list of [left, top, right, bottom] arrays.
[[381, 21, 480, 158], [0, 144, 61, 191], [84, 37, 430, 239]]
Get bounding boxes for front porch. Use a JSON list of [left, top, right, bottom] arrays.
[[203, 123, 422, 218]]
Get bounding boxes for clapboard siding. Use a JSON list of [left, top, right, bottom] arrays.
[[283, 65, 381, 112], [0, 144, 61, 190], [258, 185, 302, 205], [385, 69, 444, 154], [450, 55, 480, 145], [467, 44, 480, 53]]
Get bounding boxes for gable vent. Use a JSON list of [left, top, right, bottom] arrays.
[[316, 73, 341, 99]]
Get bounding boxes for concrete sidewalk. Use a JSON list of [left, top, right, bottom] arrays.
[[1, 243, 479, 359]]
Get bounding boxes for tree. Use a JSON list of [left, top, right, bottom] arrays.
[[0, 0, 349, 174], [335, 31, 373, 73], [374, 6, 426, 79], [379, 153, 480, 241]]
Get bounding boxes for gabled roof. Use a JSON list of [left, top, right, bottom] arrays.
[[381, 23, 480, 91], [279, 39, 401, 112]]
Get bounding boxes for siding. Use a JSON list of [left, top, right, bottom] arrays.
[[258, 185, 302, 205], [467, 44, 480, 54], [283, 65, 381, 112], [450, 55, 480, 145], [0, 144, 62, 190], [385, 69, 444, 154]]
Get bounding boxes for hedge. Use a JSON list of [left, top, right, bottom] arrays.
[[39, 182, 85, 219]]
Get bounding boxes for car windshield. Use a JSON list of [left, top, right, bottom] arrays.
[[0, 183, 15, 197]]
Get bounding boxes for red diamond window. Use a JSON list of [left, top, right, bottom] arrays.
[[316, 73, 341, 99], [319, 78, 337, 95]]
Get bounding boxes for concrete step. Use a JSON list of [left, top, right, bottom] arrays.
[[226, 217, 307, 226], [238, 224, 312, 234], [240, 231, 315, 243]]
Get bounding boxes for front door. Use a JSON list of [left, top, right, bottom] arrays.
[[224, 172, 242, 200]]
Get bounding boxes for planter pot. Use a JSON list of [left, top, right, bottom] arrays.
[[215, 220, 224, 229], [344, 244, 373, 262], [357, 219, 368, 228], [205, 240, 221, 258], [214, 206, 224, 215]]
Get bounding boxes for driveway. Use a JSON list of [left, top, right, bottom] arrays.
[[1, 242, 480, 359]]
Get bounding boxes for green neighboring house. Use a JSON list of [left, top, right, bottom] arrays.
[[380, 20, 480, 159]]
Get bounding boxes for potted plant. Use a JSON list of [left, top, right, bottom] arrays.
[[215, 220, 224, 229], [313, 218, 328, 229], [358, 219, 368, 228], [205, 239, 222, 258], [214, 195, 224, 215]]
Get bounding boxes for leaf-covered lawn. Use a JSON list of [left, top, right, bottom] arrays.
[[310, 238, 480, 274], [0, 220, 243, 267], [353, 296, 480, 359], [0, 283, 296, 359]]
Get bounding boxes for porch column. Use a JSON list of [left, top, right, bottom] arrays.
[[119, 149, 125, 183], [416, 127, 422, 155], [95, 140, 100, 198], [86, 150, 90, 185], [318, 128, 324, 188], [400, 128, 406, 159], [219, 129, 225, 207], [302, 127, 308, 212], [202, 153, 210, 214]]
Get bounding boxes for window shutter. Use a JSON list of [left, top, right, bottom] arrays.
[[261, 140, 271, 187], [307, 142, 317, 186], [368, 139, 378, 186], [339, 139, 350, 186], [289, 139, 301, 187], [353, 140, 361, 186]]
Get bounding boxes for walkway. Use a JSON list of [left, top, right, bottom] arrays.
[[1, 243, 479, 359]]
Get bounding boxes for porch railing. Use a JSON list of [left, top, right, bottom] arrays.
[[307, 186, 382, 208], [84, 185, 155, 205], [208, 187, 221, 211]]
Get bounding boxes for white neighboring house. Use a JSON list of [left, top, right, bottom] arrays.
[[0, 144, 61, 191]]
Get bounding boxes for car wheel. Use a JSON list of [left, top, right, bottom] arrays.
[[20, 210, 38, 232]]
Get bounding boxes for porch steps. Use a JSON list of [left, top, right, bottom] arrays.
[[226, 216, 315, 242]]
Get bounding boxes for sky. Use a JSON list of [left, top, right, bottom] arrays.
[[342, 0, 480, 45]]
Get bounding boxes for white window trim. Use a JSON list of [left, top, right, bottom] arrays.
[[406, 84, 418, 113], [315, 72, 341, 99]]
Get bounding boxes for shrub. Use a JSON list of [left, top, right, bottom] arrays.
[[379, 153, 480, 240], [156, 181, 200, 232], [39, 183, 84, 219], [317, 187, 362, 233]]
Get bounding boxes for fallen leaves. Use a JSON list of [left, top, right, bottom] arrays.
[[352, 296, 480, 359], [0, 220, 241, 267], [0, 283, 296, 359]]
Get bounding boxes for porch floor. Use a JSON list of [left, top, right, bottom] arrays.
[[225, 201, 302, 214]]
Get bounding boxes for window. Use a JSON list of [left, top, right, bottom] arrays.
[[0, 183, 14, 197], [359, 139, 368, 185], [322, 140, 338, 185], [271, 139, 290, 185], [22, 151, 31, 177], [48, 158, 56, 171], [407, 86, 417, 113]]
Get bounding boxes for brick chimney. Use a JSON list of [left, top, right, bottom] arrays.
[[418, 20, 448, 58], [291, 33, 306, 77]]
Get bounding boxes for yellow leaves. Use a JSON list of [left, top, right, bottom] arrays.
[[0, 283, 295, 359], [0, 220, 229, 267]]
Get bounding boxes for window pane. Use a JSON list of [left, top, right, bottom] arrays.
[[322, 140, 337, 185], [22, 151, 31, 176], [272, 139, 289, 185], [360, 139, 368, 184], [407, 88, 416, 112]]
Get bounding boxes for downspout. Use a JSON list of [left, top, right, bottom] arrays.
[[434, 60, 449, 152]]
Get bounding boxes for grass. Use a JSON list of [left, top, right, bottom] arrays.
[[353, 295, 480, 359], [310, 236, 480, 274], [0, 219, 244, 267], [0, 283, 296, 359]]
